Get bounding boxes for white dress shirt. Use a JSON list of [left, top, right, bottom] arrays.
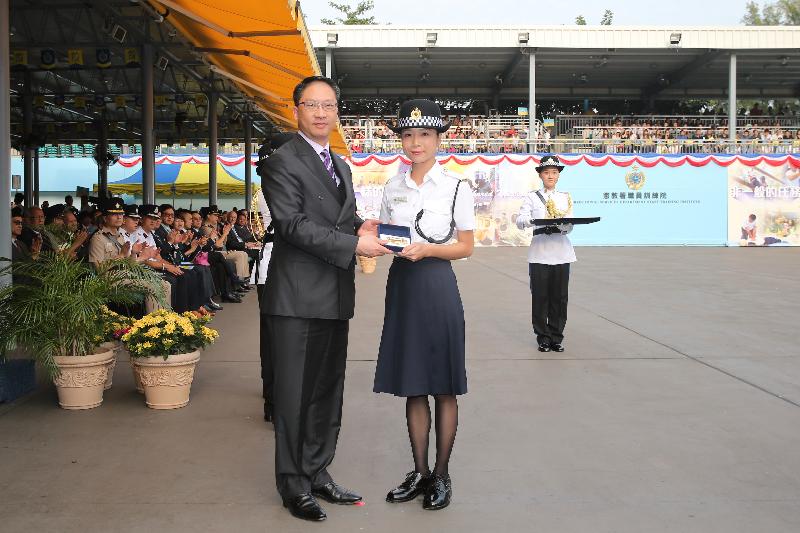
[[380, 163, 475, 244], [298, 130, 340, 186], [132, 226, 157, 248], [516, 188, 577, 265]]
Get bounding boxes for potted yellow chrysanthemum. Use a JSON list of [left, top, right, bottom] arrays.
[[121, 309, 218, 409]]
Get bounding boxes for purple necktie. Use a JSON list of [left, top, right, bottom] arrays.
[[320, 150, 339, 186]]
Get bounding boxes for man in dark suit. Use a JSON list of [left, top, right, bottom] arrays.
[[261, 75, 390, 522]]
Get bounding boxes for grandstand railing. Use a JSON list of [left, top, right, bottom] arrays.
[[556, 114, 800, 136]]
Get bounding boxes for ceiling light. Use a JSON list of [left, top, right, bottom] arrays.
[[426, 33, 437, 47], [669, 32, 682, 45]]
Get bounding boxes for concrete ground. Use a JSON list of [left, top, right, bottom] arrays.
[[1, 247, 800, 533]]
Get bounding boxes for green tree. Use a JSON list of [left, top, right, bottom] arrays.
[[600, 9, 614, 25], [742, 0, 800, 24], [321, 1, 378, 25], [575, 15, 587, 25]]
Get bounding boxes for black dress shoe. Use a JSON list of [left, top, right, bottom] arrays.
[[550, 343, 565, 352], [422, 474, 452, 510], [222, 293, 242, 303], [238, 283, 252, 291], [206, 300, 223, 311], [312, 481, 362, 505], [283, 493, 326, 521], [386, 471, 431, 503], [538, 343, 551, 352]]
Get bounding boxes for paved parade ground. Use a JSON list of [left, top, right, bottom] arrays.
[[2, 247, 800, 533]]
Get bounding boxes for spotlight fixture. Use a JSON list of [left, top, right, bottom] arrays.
[[156, 56, 169, 70], [669, 32, 682, 46], [518, 32, 529, 45], [327, 33, 338, 46], [426, 32, 437, 47], [111, 24, 127, 43]]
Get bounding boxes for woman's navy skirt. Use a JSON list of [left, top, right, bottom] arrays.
[[373, 256, 467, 397]]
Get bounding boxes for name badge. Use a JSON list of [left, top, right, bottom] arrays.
[[392, 196, 408, 204]]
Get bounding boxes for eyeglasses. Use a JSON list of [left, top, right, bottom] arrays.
[[298, 100, 338, 112], [12, 220, 23, 225]]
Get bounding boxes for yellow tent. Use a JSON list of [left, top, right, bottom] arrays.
[[107, 162, 257, 196]]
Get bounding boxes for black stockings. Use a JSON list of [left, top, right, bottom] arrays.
[[405, 395, 459, 477]]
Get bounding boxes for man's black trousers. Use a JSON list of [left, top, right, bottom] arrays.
[[263, 314, 349, 500]]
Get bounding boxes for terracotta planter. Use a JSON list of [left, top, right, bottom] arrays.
[[358, 255, 377, 274], [52, 348, 115, 410], [99, 341, 121, 390], [131, 359, 143, 394], [132, 351, 200, 409]]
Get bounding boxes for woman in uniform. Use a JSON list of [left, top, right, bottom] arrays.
[[515, 154, 576, 353], [374, 99, 475, 511]]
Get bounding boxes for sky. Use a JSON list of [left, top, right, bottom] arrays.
[[299, 0, 752, 26]]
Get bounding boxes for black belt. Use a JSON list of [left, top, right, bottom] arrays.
[[533, 226, 560, 236]]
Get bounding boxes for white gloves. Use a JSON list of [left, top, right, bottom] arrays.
[[556, 223, 574, 234], [516, 217, 533, 230]]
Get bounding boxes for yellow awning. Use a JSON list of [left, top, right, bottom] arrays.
[[150, 0, 348, 154]]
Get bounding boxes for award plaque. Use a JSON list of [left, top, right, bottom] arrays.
[[378, 224, 412, 253]]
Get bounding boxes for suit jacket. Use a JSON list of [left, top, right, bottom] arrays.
[[261, 133, 362, 320]]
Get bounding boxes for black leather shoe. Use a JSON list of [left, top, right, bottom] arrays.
[[238, 283, 252, 291], [312, 482, 362, 505], [386, 471, 431, 503], [222, 293, 242, 303], [206, 300, 223, 311], [283, 493, 326, 521], [538, 343, 551, 352], [551, 343, 565, 352], [422, 474, 452, 510]]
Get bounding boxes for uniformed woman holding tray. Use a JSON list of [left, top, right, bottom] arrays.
[[515, 154, 576, 353], [374, 99, 475, 511]]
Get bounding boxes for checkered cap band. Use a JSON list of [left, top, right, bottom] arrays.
[[397, 115, 444, 129]]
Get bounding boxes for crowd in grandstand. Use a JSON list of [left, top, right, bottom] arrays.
[[9, 193, 263, 318], [340, 110, 800, 155]]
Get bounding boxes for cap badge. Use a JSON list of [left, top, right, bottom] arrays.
[[410, 107, 422, 120]]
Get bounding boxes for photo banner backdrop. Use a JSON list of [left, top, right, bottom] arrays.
[[727, 158, 800, 246], [346, 153, 733, 246]]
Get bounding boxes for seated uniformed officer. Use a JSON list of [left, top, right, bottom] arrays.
[[515, 154, 576, 353], [88, 197, 130, 265]]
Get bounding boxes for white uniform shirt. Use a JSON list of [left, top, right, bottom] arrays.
[[516, 189, 577, 265], [380, 163, 475, 244], [252, 189, 273, 285], [132, 226, 157, 248]]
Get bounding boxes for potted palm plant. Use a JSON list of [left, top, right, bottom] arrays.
[[0, 252, 166, 409], [122, 309, 218, 409]]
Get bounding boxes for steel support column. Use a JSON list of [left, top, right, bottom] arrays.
[[142, 44, 155, 204], [208, 91, 218, 206], [1, 0, 12, 284], [97, 121, 109, 198], [728, 53, 737, 151], [23, 71, 34, 206], [244, 117, 252, 207], [528, 52, 536, 153]]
